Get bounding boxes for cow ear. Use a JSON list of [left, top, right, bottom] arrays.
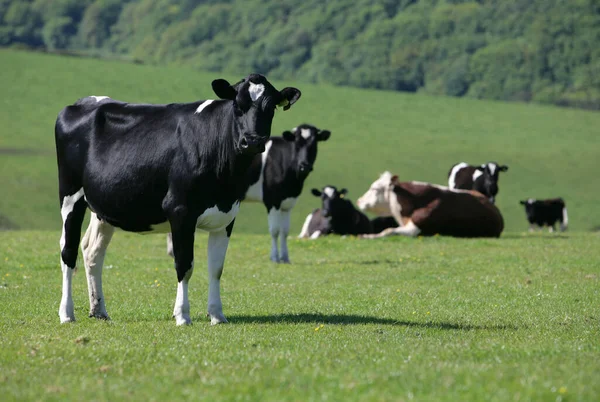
[[317, 130, 331, 142], [278, 87, 301, 111], [311, 188, 322, 197], [212, 79, 237, 100], [519, 200, 526, 205], [500, 165, 509, 172], [282, 131, 295, 141], [339, 188, 348, 197]]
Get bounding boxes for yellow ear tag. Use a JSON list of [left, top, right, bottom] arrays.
[[277, 99, 290, 109], [340, 193, 345, 198]]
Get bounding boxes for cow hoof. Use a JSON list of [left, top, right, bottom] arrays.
[[89, 312, 111, 320], [175, 315, 192, 326], [279, 258, 291, 264], [209, 313, 228, 325], [60, 316, 75, 324], [270, 256, 280, 263]]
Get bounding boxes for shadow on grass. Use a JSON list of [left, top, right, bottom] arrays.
[[225, 313, 518, 331]]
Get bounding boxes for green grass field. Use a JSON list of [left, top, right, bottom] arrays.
[[0, 231, 599, 401], [1, 49, 599, 233]]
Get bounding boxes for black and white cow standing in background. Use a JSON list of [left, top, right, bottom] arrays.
[[55, 74, 300, 325], [519, 198, 568, 232], [167, 124, 331, 262], [447, 162, 508, 203]]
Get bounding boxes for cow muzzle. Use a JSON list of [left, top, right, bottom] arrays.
[[238, 135, 266, 154]]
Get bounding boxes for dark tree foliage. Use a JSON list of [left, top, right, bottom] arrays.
[[2, 0, 599, 109]]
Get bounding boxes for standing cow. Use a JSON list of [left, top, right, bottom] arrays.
[[55, 74, 300, 325], [167, 124, 332, 262], [519, 198, 568, 232], [357, 172, 504, 238], [448, 162, 508, 203]]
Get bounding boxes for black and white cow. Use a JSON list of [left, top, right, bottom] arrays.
[[298, 186, 399, 238], [447, 162, 508, 203], [519, 198, 568, 232], [55, 74, 300, 325], [167, 124, 332, 262]]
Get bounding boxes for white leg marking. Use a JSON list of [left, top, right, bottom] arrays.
[[268, 208, 281, 262], [59, 260, 75, 323], [448, 162, 468, 189], [81, 213, 115, 319], [298, 213, 313, 238], [207, 231, 230, 325], [58, 188, 85, 323], [279, 209, 292, 263], [195, 100, 215, 115], [561, 207, 568, 231], [166, 233, 174, 257], [173, 262, 193, 326], [310, 230, 322, 239], [363, 220, 421, 239]]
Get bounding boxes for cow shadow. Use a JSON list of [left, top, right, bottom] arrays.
[[224, 312, 518, 331]]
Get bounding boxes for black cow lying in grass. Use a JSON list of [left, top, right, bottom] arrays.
[[298, 186, 398, 238]]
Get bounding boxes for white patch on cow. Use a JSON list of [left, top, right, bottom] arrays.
[[310, 230, 322, 239], [357, 172, 394, 216], [472, 170, 483, 181], [528, 198, 536, 204], [195, 99, 215, 115], [301, 128, 312, 139], [448, 162, 468, 189], [323, 187, 335, 198], [196, 202, 240, 232], [249, 82, 265, 102], [488, 163, 497, 176], [298, 213, 313, 238], [244, 140, 273, 202], [60, 188, 85, 251], [91, 96, 109, 102], [393, 220, 421, 237], [173, 262, 193, 326], [561, 207, 569, 231], [409, 181, 469, 194], [207, 231, 230, 324], [81, 212, 115, 319]]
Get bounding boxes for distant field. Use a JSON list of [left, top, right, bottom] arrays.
[[1, 49, 599, 233], [0, 231, 599, 401]]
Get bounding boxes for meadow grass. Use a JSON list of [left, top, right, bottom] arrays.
[[1, 230, 599, 401], [1, 49, 600, 233]]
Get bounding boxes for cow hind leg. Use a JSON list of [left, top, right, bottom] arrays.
[[268, 208, 281, 262], [81, 213, 115, 319], [170, 218, 197, 326], [59, 188, 87, 323], [278, 209, 292, 263]]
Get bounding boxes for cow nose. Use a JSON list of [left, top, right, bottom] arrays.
[[239, 135, 265, 154], [299, 163, 312, 173]]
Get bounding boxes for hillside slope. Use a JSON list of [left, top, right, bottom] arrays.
[[1, 49, 599, 233]]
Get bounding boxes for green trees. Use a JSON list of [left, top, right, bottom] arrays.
[[1, 0, 598, 109]]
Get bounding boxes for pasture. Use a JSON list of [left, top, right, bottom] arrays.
[[1, 49, 600, 233], [1, 231, 599, 401]]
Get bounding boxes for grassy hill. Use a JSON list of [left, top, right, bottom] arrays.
[[1, 49, 599, 233]]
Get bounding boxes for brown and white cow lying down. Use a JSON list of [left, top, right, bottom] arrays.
[[356, 172, 504, 238]]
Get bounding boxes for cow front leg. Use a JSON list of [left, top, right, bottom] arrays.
[[278, 209, 292, 263], [81, 213, 115, 319], [268, 208, 281, 262], [362, 220, 421, 239], [207, 224, 233, 325], [170, 220, 196, 326]]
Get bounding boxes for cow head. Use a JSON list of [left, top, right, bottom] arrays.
[[519, 198, 536, 219], [356, 171, 396, 216], [282, 124, 331, 179], [311, 186, 347, 218], [212, 74, 301, 155], [474, 162, 508, 203]]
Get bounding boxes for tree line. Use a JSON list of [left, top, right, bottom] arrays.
[[2, 0, 599, 109]]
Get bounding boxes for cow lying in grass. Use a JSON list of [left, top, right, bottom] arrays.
[[356, 172, 504, 238], [298, 186, 398, 238]]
